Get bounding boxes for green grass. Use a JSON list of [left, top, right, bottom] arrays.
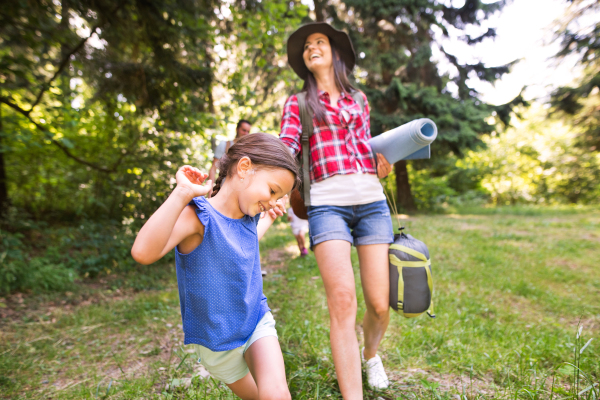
[[1, 210, 599, 399]]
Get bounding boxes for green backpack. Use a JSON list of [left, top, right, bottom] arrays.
[[389, 228, 435, 318]]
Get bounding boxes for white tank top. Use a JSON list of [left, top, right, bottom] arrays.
[[309, 172, 386, 207]]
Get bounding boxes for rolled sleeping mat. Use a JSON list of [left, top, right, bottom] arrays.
[[389, 229, 435, 318], [369, 118, 437, 164]]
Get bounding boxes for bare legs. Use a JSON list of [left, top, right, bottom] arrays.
[[294, 231, 306, 251], [357, 244, 390, 360], [313, 240, 390, 399], [314, 240, 362, 399], [226, 336, 291, 400]]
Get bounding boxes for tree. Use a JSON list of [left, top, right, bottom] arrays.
[[0, 0, 308, 220], [311, 0, 522, 210], [0, 0, 220, 218], [550, 0, 600, 153]]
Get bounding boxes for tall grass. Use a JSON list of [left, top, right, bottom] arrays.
[[0, 210, 598, 398]]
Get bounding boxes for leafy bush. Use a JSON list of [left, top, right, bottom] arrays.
[[1, 231, 75, 294], [0, 208, 159, 295], [465, 107, 600, 205]]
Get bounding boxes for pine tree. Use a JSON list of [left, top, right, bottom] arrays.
[[550, 0, 600, 152], [313, 0, 523, 210]]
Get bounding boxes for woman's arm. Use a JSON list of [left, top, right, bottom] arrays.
[[279, 95, 302, 155], [131, 166, 211, 265]]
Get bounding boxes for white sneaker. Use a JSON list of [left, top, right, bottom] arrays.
[[362, 348, 390, 389]]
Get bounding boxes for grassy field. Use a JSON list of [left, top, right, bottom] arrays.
[[1, 208, 599, 399]]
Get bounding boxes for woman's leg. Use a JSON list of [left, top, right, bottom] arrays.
[[314, 239, 363, 400], [244, 336, 291, 400], [356, 244, 390, 360]]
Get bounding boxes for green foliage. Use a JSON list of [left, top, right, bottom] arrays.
[[0, 0, 219, 220], [0, 208, 151, 295], [550, 0, 600, 151], [311, 0, 526, 208], [4, 213, 599, 398], [0, 0, 308, 222], [0, 229, 75, 294], [464, 106, 600, 205]]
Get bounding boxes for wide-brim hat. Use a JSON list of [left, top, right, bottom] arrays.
[[287, 22, 356, 80]]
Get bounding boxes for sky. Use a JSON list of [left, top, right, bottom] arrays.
[[299, 0, 581, 106], [435, 0, 581, 106]]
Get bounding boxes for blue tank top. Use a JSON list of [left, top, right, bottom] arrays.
[[175, 196, 269, 351]]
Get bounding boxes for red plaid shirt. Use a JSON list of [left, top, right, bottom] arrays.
[[279, 90, 377, 183]]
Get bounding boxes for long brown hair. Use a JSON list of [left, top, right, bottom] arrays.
[[212, 133, 300, 196], [302, 41, 357, 125]]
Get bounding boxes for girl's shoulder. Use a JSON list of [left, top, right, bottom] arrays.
[[188, 196, 211, 227], [189, 196, 260, 231]]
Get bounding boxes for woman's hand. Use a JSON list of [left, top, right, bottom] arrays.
[[176, 166, 212, 199], [376, 153, 392, 179]]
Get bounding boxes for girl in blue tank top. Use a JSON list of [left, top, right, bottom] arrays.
[[132, 133, 299, 399]]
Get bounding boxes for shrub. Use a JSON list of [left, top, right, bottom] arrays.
[[0, 208, 156, 295]]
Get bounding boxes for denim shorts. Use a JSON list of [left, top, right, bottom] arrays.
[[307, 200, 394, 249], [190, 312, 277, 384]]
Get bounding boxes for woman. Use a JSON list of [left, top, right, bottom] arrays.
[[279, 22, 394, 398]]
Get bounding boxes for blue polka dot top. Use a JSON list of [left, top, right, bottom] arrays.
[[175, 196, 269, 351]]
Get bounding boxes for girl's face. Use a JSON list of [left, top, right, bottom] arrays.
[[237, 167, 295, 217], [303, 33, 333, 74]]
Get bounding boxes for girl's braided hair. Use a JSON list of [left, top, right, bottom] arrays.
[[212, 133, 300, 196]]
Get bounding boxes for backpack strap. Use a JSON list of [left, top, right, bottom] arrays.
[[295, 90, 365, 207], [296, 92, 313, 207], [351, 91, 365, 113]]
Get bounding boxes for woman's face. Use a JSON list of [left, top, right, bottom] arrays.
[[303, 33, 333, 74]]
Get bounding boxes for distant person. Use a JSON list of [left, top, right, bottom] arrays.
[[208, 119, 252, 188], [131, 133, 298, 398], [287, 206, 309, 257]]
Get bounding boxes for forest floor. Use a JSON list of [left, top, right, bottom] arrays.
[[1, 208, 599, 399]]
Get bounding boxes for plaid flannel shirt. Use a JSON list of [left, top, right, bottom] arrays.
[[279, 90, 377, 184]]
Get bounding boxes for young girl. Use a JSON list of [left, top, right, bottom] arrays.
[[131, 133, 298, 400]]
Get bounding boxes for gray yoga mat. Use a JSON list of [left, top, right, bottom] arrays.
[[369, 118, 437, 164]]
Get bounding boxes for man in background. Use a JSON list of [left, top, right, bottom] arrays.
[[207, 119, 252, 194]]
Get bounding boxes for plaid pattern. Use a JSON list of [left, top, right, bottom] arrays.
[[279, 90, 377, 183]]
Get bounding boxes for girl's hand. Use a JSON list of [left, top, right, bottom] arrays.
[[266, 195, 288, 220], [176, 166, 212, 199], [376, 153, 392, 179]]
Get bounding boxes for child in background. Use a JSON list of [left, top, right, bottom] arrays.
[[287, 206, 309, 257], [131, 133, 298, 399]]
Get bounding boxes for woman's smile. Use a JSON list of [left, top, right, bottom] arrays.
[[303, 33, 331, 71]]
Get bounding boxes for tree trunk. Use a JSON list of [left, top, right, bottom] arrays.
[[395, 160, 416, 212], [314, 0, 325, 22], [0, 104, 8, 212]]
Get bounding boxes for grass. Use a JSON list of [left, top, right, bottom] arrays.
[[0, 209, 599, 399]]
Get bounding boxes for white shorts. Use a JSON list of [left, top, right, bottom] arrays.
[[291, 227, 308, 236], [189, 312, 277, 384]]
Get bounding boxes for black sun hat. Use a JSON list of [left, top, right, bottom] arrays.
[[287, 22, 356, 80]]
